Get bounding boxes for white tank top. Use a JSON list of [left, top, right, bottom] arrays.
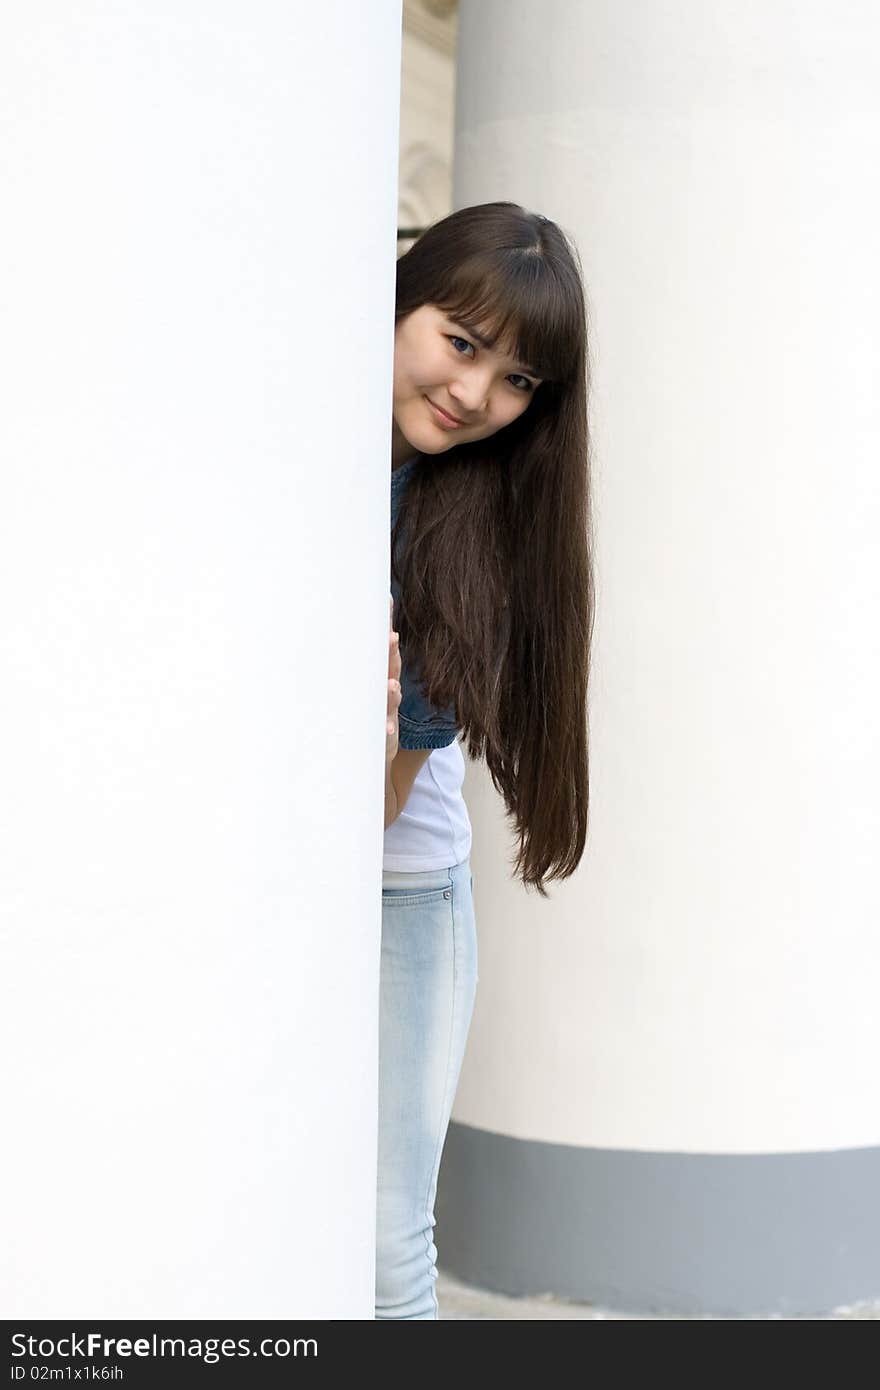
[[382, 737, 472, 871]]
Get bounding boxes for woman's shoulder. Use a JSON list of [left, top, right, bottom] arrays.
[[391, 455, 419, 492], [390, 456, 420, 530]]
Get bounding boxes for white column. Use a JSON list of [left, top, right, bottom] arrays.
[[443, 0, 880, 1313], [0, 1, 402, 1317]]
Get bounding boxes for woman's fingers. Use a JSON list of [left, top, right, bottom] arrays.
[[387, 600, 401, 751], [386, 672, 400, 750], [388, 630, 401, 681], [387, 686, 400, 737]]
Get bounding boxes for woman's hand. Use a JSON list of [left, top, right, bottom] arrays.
[[387, 593, 402, 764]]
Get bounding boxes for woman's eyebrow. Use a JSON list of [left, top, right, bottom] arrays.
[[450, 316, 540, 377]]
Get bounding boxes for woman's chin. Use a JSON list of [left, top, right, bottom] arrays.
[[401, 429, 454, 456]]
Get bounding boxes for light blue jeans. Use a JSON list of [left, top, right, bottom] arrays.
[[375, 855, 479, 1319]]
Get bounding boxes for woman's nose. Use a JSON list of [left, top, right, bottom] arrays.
[[449, 372, 491, 414]]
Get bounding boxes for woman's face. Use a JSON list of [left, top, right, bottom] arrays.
[[392, 303, 542, 461]]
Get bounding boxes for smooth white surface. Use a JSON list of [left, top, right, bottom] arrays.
[[0, 1, 402, 1315], [453, 0, 880, 1153]]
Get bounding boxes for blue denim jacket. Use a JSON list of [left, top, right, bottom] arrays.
[[391, 458, 458, 750]]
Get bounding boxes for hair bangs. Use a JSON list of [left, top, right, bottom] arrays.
[[432, 252, 582, 385]]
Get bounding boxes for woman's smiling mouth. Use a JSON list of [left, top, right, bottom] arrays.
[[425, 396, 466, 428]]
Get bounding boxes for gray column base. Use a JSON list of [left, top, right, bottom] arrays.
[[435, 1121, 880, 1316]]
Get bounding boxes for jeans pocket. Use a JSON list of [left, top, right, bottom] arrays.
[[381, 885, 452, 909]]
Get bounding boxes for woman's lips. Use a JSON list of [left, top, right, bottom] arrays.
[[425, 396, 464, 428]]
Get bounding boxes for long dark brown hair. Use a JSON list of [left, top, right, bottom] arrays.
[[392, 201, 595, 898]]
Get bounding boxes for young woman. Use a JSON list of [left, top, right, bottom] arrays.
[[377, 201, 594, 1319]]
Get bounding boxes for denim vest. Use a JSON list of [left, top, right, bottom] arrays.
[[391, 458, 458, 750]]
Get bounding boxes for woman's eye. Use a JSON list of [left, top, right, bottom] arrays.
[[448, 335, 533, 392]]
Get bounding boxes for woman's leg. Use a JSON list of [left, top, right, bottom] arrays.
[[375, 856, 478, 1320]]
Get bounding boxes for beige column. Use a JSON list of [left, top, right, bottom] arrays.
[[441, 0, 880, 1315]]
